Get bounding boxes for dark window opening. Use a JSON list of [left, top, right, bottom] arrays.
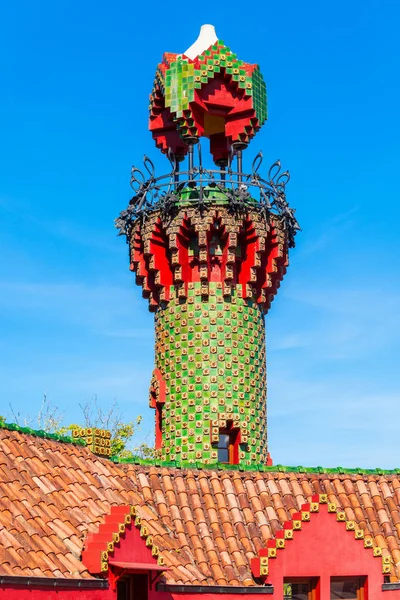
[[209, 222, 225, 257], [217, 433, 230, 463], [217, 424, 240, 464], [117, 574, 148, 600], [155, 402, 163, 450], [188, 233, 199, 257], [117, 580, 129, 600], [284, 578, 319, 600], [331, 577, 366, 599], [209, 233, 223, 256]]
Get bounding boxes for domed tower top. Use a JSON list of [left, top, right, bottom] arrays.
[[184, 24, 218, 59], [149, 24, 267, 163]]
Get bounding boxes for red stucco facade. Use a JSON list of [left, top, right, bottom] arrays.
[[2, 500, 400, 599]]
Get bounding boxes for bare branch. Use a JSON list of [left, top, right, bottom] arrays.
[[8, 403, 21, 425], [7, 394, 152, 457]]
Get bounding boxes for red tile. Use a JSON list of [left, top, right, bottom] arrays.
[[2, 427, 400, 586]]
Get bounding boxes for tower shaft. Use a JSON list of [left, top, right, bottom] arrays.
[[126, 200, 289, 467], [152, 283, 267, 465]]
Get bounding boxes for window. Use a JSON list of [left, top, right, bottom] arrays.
[[117, 580, 129, 600], [155, 402, 163, 450], [209, 232, 223, 256], [331, 577, 366, 599], [117, 574, 148, 600], [217, 425, 239, 464], [217, 433, 230, 463], [132, 574, 148, 599], [284, 578, 319, 600], [188, 233, 199, 257]]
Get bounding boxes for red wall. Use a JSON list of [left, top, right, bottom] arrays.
[[265, 504, 398, 599], [0, 587, 113, 599], [169, 594, 273, 600], [1, 581, 399, 599], [0, 584, 173, 599], [0, 587, 275, 600], [3, 504, 400, 599]]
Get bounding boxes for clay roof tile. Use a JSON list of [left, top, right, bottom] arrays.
[[3, 428, 400, 585]]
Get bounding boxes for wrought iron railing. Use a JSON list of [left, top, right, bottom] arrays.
[[115, 147, 300, 248]]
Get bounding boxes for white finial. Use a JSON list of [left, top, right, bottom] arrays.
[[184, 24, 218, 60]]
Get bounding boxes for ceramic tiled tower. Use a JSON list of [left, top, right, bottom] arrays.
[[116, 26, 299, 467]]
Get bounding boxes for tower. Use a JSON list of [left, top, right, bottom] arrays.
[[116, 25, 299, 468]]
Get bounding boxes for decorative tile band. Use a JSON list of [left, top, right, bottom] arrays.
[[72, 427, 111, 457]]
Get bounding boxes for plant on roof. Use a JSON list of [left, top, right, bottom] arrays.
[[7, 395, 155, 459], [8, 394, 64, 432], [74, 396, 154, 459]]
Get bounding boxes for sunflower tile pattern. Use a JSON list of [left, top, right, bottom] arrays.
[[153, 283, 267, 466], [2, 427, 400, 585]]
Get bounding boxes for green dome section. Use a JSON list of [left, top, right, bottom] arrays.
[[164, 58, 195, 117], [163, 42, 267, 123], [251, 64, 268, 130]]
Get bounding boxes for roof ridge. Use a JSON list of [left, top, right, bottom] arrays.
[[0, 420, 87, 447], [112, 457, 400, 476], [1, 423, 399, 476]]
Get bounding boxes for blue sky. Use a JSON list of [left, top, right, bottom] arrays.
[[1, 0, 400, 467]]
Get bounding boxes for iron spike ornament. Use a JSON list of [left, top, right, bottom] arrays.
[[116, 26, 300, 468], [149, 25, 267, 163]]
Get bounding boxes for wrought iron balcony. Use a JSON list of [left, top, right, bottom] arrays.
[[115, 147, 300, 248]]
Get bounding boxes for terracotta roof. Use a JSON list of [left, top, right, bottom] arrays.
[[1, 425, 400, 585]]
